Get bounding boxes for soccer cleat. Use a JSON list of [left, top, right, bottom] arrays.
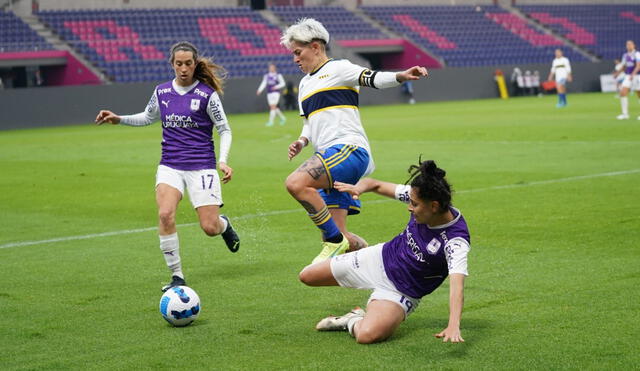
[[220, 215, 240, 253], [315, 307, 365, 331], [616, 114, 629, 120], [279, 117, 287, 126], [265, 121, 274, 127], [311, 236, 349, 264], [161, 275, 186, 292]]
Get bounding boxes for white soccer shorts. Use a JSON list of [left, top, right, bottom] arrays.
[[621, 74, 640, 90], [266, 92, 281, 106], [330, 243, 420, 318], [155, 165, 223, 208]]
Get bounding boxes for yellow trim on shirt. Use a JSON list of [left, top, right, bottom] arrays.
[[307, 105, 358, 118]]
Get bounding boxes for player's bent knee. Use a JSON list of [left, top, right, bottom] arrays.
[[285, 175, 304, 197], [200, 219, 223, 236], [298, 267, 314, 285], [355, 326, 387, 344]]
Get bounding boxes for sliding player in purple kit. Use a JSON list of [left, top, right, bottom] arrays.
[[299, 159, 470, 344], [95, 41, 240, 292], [256, 63, 287, 127], [281, 18, 428, 264]]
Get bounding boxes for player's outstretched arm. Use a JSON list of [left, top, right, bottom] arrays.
[[395, 66, 428, 82], [434, 273, 465, 343], [334, 178, 397, 200], [95, 110, 121, 125]]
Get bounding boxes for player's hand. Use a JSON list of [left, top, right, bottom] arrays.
[[256, 90, 261, 96], [95, 110, 121, 125], [288, 139, 305, 161], [397, 66, 428, 82], [218, 162, 233, 184], [435, 327, 464, 343], [567, 75, 573, 83], [333, 181, 361, 200]]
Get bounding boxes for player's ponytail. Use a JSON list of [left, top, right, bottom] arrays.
[[407, 157, 452, 213], [194, 57, 226, 94], [169, 41, 226, 94]]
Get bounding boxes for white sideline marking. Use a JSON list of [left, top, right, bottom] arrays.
[[1, 169, 638, 250]]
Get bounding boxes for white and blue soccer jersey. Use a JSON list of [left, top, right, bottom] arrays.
[[551, 56, 571, 82], [297, 59, 387, 176]]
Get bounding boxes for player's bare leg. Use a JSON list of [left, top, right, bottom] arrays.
[[286, 156, 349, 263], [196, 205, 240, 253], [330, 208, 368, 252], [350, 299, 404, 344]]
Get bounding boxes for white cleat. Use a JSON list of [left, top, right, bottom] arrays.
[[616, 114, 630, 120], [315, 307, 365, 331]]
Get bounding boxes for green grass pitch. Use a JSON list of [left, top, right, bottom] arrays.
[[1, 92, 639, 369]]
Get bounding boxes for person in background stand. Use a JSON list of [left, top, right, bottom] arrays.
[[401, 81, 416, 104], [615, 40, 640, 119], [547, 49, 572, 108], [256, 63, 287, 127], [282, 80, 298, 110]]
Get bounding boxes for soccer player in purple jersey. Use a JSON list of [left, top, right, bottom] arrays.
[[298, 159, 470, 344], [95, 41, 240, 292], [615, 40, 640, 120], [256, 63, 287, 127]]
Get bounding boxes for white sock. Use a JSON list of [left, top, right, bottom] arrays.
[[269, 110, 276, 123], [219, 216, 228, 233], [276, 108, 285, 119], [621, 96, 629, 115], [159, 233, 183, 278], [347, 316, 364, 337]]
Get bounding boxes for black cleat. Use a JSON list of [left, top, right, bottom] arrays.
[[161, 275, 186, 292], [220, 215, 240, 253]]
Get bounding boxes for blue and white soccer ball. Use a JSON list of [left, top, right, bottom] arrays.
[[159, 286, 200, 327]]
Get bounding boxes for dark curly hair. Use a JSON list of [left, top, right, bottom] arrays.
[[406, 157, 452, 213]]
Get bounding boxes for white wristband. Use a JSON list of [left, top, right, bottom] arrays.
[[297, 139, 306, 147]]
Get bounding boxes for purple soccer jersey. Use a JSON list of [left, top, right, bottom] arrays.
[[622, 51, 640, 75], [156, 81, 218, 170], [382, 207, 470, 299], [265, 72, 281, 93]]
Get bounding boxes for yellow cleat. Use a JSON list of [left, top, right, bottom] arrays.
[[312, 236, 350, 264]]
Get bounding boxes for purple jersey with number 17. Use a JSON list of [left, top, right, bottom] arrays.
[[382, 206, 470, 299], [156, 81, 217, 171]]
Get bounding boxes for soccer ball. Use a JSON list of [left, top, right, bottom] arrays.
[[159, 286, 201, 327]]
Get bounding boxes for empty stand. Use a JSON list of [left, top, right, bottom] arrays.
[[37, 7, 295, 83], [518, 5, 640, 60], [0, 10, 54, 52], [362, 5, 588, 67], [271, 6, 389, 41]]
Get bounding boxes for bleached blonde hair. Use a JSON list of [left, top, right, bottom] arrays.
[[280, 18, 330, 49]]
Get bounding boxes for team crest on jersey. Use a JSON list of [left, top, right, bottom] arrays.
[[426, 238, 442, 255], [190, 99, 200, 111]]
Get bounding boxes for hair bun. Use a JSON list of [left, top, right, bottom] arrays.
[[421, 160, 445, 178]]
